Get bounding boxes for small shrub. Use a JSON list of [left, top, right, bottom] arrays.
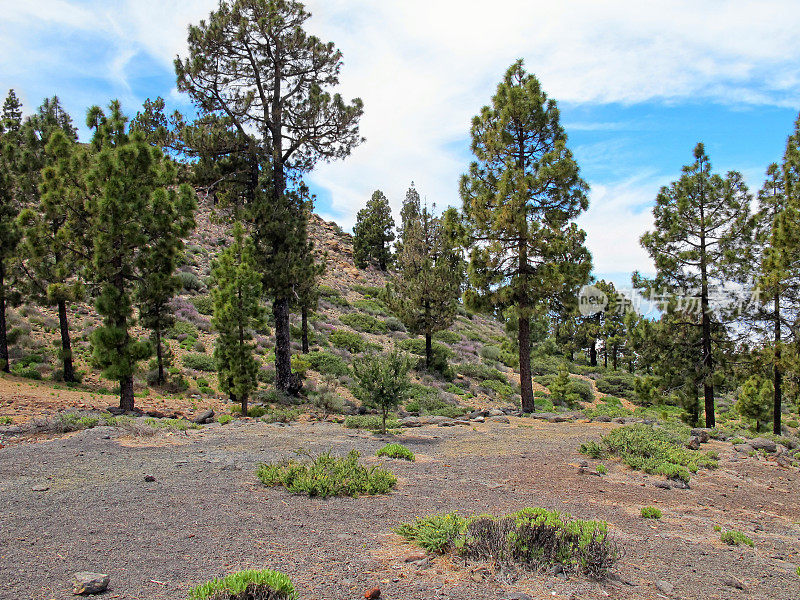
[[191, 295, 214, 316], [290, 354, 310, 378], [580, 441, 603, 458], [596, 464, 607, 475], [397, 338, 453, 378], [351, 350, 413, 433], [640, 506, 662, 519], [720, 529, 754, 547], [433, 330, 461, 344], [377, 442, 415, 461], [177, 271, 205, 292], [340, 312, 388, 334], [344, 414, 400, 431], [188, 569, 296, 600], [183, 353, 216, 372], [352, 298, 388, 315], [479, 345, 502, 362], [457, 362, 506, 382], [257, 450, 396, 498], [262, 407, 301, 423], [305, 350, 349, 376], [311, 374, 344, 417], [217, 414, 232, 425], [330, 329, 367, 353], [384, 316, 406, 332], [595, 373, 636, 399], [396, 507, 618, 579]]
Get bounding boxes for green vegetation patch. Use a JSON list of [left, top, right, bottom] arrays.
[[579, 424, 718, 483], [395, 507, 617, 579], [329, 329, 369, 353], [720, 529, 754, 547], [640, 506, 662, 519], [183, 352, 216, 372], [305, 350, 349, 376], [340, 312, 388, 333], [257, 450, 396, 498], [377, 442, 415, 461], [188, 569, 296, 600], [344, 414, 400, 431]]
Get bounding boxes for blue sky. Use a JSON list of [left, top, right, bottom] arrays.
[[2, 0, 800, 290]]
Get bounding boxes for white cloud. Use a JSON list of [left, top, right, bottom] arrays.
[[2, 0, 799, 276]]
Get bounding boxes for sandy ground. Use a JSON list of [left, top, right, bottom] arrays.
[[2, 417, 799, 600]]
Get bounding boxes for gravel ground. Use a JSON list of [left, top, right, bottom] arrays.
[[2, 418, 799, 600]]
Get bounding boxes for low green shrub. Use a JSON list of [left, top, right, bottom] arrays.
[[188, 569, 296, 600], [352, 298, 389, 315], [457, 362, 506, 382], [183, 353, 216, 372], [720, 529, 754, 547], [257, 450, 396, 498], [433, 329, 462, 344], [395, 507, 617, 579], [340, 312, 388, 334], [305, 350, 349, 376], [640, 506, 662, 519], [217, 414, 232, 425], [377, 442, 415, 461], [581, 424, 718, 483], [397, 338, 454, 378], [144, 417, 200, 431], [329, 329, 368, 353], [384, 316, 406, 332], [595, 373, 636, 398], [191, 295, 214, 316], [177, 271, 205, 292], [262, 407, 301, 423], [596, 464, 607, 475], [352, 284, 383, 298], [344, 414, 400, 431]]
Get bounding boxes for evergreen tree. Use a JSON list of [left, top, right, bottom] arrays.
[[353, 190, 395, 270], [639, 143, 752, 428], [0, 90, 24, 371], [387, 202, 462, 370], [18, 127, 88, 382], [351, 349, 413, 434], [136, 186, 197, 386], [212, 223, 266, 416], [176, 0, 364, 395], [85, 101, 194, 411], [460, 60, 589, 412], [294, 200, 326, 354], [395, 183, 421, 256], [735, 375, 772, 432]]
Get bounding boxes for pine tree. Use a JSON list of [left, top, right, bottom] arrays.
[[294, 199, 326, 354], [136, 186, 197, 386], [639, 143, 752, 428], [388, 202, 462, 370], [395, 183, 421, 256], [85, 101, 194, 411], [176, 0, 364, 395], [736, 375, 772, 432], [0, 90, 24, 371], [460, 60, 589, 412], [351, 349, 413, 434], [18, 127, 87, 382], [353, 190, 395, 270], [212, 223, 266, 416]]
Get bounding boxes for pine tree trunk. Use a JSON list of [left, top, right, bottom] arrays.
[[120, 375, 135, 412], [0, 258, 9, 373], [699, 178, 716, 429], [589, 340, 597, 367], [57, 299, 75, 382], [274, 297, 292, 393], [612, 343, 618, 371], [241, 393, 248, 419], [155, 326, 165, 385], [774, 291, 782, 435], [603, 346, 608, 369], [425, 332, 432, 370], [301, 305, 309, 354]]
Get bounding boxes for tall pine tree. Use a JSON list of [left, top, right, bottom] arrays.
[[176, 0, 363, 395], [460, 60, 589, 412], [212, 223, 266, 416], [353, 190, 395, 270]]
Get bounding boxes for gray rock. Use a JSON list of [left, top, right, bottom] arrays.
[[400, 417, 423, 427], [488, 408, 504, 417], [686, 436, 701, 450], [690, 428, 711, 443], [504, 593, 533, 600], [472, 415, 485, 423], [31, 484, 50, 492], [655, 580, 674, 594], [72, 572, 109, 595], [613, 417, 627, 424], [547, 415, 570, 423], [468, 409, 488, 419], [595, 415, 613, 423], [734, 444, 754, 453], [654, 481, 671, 489], [430, 415, 455, 426], [547, 564, 564, 575], [0, 425, 24, 435], [721, 576, 746, 590], [487, 415, 510, 424], [750, 438, 777, 453], [144, 475, 156, 482], [192, 409, 214, 424]]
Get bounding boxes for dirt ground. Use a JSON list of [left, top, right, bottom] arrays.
[[2, 415, 799, 600]]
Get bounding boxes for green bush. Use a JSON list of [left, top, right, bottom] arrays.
[[191, 295, 214, 316], [405, 385, 469, 418], [585, 424, 718, 483], [596, 464, 607, 475], [479, 345, 502, 362], [397, 338, 453, 378], [640, 506, 662, 519], [183, 353, 216, 372], [530, 354, 564, 376], [352, 298, 389, 315], [217, 414, 232, 425], [720, 529, 754, 547], [351, 350, 413, 433], [352, 284, 383, 298], [433, 330, 462, 344], [329, 329, 368, 353], [456, 362, 506, 382], [257, 450, 396, 498], [584, 398, 632, 419], [305, 350, 349, 376], [177, 271, 205, 292], [262, 407, 301, 423], [384, 316, 407, 332], [188, 569, 296, 600], [290, 354, 310, 378], [318, 284, 341, 298], [340, 312, 388, 334], [344, 414, 400, 431], [595, 373, 636, 398], [169, 321, 200, 340], [395, 507, 617, 579], [377, 442, 415, 461], [11, 363, 42, 380]]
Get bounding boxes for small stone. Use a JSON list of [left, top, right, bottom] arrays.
[[31, 484, 49, 492], [686, 436, 701, 450], [721, 576, 745, 590], [487, 415, 510, 424], [595, 415, 612, 422], [473, 416, 485, 423], [403, 552, 427, 563], [547, 564, 564, 576], [144, 475, 156, 482], [505, 593, 533, 600], [655, 580, 674, 594], [72, 572, 109, 595], [363, 587, 381, 599], [488, 408, 504, 417], [654, 481, 671, 489], [690, 428, 711, 443], [193, 409, 214, 424]]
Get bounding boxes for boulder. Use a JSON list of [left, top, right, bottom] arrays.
[[488, 408, 505, 417], [472, 416, 485, 423], [487, 415, 510, 424], [750, 438, 777, 453], [655, 580, 674, 594], [690, 428, 711, 443], [686, 436, 701, 450], [400, 417, 423, 427], [594, 415, 613, 423], [192, 409, 214, 424], [72, 572, 109, 595]]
